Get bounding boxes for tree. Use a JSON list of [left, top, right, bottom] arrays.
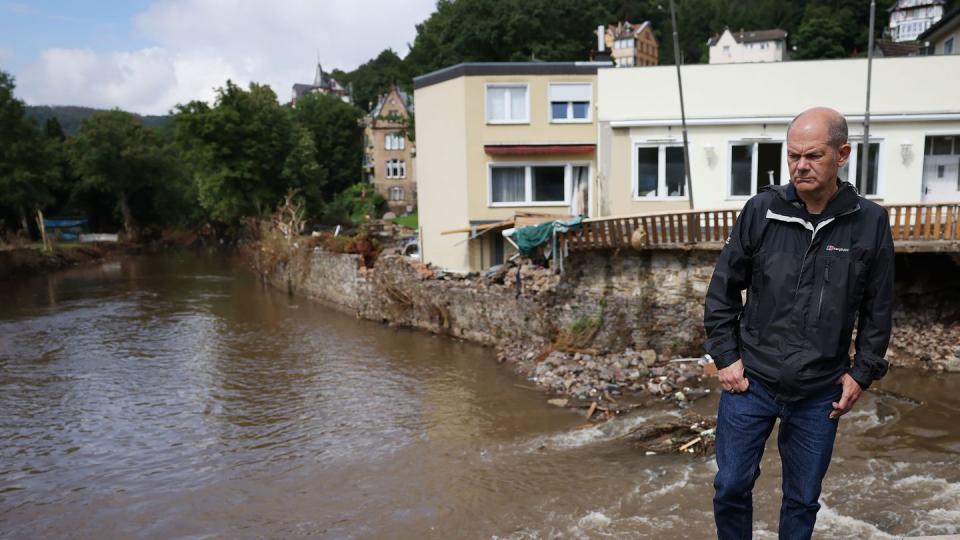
[[793, 4, 849, 60], [67, 110, 170, 241], [333, 49, 411, 112], [174, 81, 295, 227], [289, 92, 364, 203], [0, 70, 60, 235]]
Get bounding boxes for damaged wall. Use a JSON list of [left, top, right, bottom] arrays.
[[262, 245, 719, 355]]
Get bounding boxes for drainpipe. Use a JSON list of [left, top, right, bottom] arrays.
[[670, 0, 695, 210], [861, 0, 876, 193]]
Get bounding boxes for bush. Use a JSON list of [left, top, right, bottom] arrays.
[[320, 183, 386, 225]]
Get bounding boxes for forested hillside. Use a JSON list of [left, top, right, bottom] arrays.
[[338, 0, 954, 112], [25, 106, 170, 135]]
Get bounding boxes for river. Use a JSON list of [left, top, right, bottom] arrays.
[[1, 253, 958, 539]]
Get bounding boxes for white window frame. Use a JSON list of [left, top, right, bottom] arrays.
[[384, 132, 405, 151], [945, 37, 955, 54], [487, 161, 587, 207], [385, 159, 406, 179], [389, 186, 404, 201], [725, 140, 789, 200], [485, 83, 529, 125], [548, 82, 593, 124], [844, 137, 885, 198], [631, 140, 691, 201]]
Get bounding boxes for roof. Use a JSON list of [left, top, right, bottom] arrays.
[[890, 0, 945, 12], [611, 21, 651, 39], [918, 4, 960, 41], [708, 28, 788, 47], [876, 39, 922, 57], [369, 86, 413, 117], [413, 61, 612, 90]]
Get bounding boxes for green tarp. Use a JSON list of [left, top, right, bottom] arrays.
[[513, 216, 583, 257]]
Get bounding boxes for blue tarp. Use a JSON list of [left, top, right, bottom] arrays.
[[44, 218, 87, 229]]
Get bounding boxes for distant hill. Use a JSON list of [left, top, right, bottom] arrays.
[[25, 105, 171, 135]]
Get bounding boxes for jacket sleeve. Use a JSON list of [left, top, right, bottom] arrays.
[[849, 212, 894, 389], [704, 199, 756, 369]]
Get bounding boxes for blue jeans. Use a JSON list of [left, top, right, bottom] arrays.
[[713, 380, 842, 540]]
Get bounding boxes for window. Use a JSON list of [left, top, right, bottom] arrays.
[[839, 141, 881, 196], [928, 135, 957, 155], [385, 132, 405, 150], [549, 83, 591, 122], [489, 163, 585, 206], [634, 144, 687, 198], [388, 187, 404, 201], [945, 37, 955, 54], [730, 142, 783, 197], [486, 84, 528, 123], [385, 159, 406, 179]]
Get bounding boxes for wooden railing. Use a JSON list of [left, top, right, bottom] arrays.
[[560, 203, 960, 252]]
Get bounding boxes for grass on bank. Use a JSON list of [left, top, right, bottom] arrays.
[[388, 212, 418, 229]]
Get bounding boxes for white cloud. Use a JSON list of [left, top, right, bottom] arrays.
[[16, 0, 436, 114]]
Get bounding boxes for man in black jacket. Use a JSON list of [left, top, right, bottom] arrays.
[[704, 107, 894, 539]]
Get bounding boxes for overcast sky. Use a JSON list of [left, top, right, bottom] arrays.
[[0, 0, 437, 114]]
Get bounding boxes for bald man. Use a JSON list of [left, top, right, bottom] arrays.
[[704, 107, 894, 539]]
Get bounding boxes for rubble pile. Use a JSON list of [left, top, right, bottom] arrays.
[[889, 309, 960, 372], [622, 412, 717, 456], [497, 343, 711, 406]]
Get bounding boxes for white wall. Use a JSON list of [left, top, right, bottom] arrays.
[[708, 30, 783, 64], [597, 56, 960, 212]]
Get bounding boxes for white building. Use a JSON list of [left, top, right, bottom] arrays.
[[919, 5, 960, 55], [708, 28, 787, 64], [889, 0, 946, 42], [595, 55, 960, 217]]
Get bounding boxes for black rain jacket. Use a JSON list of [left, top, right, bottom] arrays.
[[703, 180, 894, 402]]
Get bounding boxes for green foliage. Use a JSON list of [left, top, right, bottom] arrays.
[[174, 81, 295, 227], [333, 49, 412, 112], [0, 70, 61, 233], [289, 92, 364, 201], [321, 183, 386, 225], [67, 110, 180, 240], [25, 105, 170, 135], [793, 4, 848, 60]]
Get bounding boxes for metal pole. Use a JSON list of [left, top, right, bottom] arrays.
[[670, 0, 695, 210], [861, 0, 876, 193]]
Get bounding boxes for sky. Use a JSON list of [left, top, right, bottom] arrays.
[[0, 0, 437, 114]]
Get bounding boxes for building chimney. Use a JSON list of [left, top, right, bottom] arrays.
[[598, 25, 606, 52]]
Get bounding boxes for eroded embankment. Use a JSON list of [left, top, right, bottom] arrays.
[[256, 245, 960, 401], [0, 244, 140, 280]]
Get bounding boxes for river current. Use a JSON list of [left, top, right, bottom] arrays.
[[1, 254, 958, 539]]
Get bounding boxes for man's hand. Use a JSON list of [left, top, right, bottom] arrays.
[[718, 359, 749, 393], [830, 374, 863, 419]]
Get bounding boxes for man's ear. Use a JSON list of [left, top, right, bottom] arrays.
[[837, 143, 852, 167]]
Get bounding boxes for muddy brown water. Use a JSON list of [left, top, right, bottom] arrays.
[[1, 253, 958, 539]]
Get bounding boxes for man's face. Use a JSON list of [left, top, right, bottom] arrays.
[[787, 121, 851, 198]]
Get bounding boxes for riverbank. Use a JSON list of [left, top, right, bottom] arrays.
[[251, 239, 960, 398], [0, 243, 143, 280]]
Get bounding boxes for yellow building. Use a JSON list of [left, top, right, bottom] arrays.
[[414, 62, 606, 272]]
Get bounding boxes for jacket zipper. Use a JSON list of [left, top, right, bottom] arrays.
[[817, 259, 831, 320], [793, 205, 860, 297]]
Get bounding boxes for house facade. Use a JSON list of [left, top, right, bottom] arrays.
[[414, 56, 960, 272], [919, 5, 960, 55], [414, 63, 604, 272], [604, 21, 659, 67], [708, 28, 787, 64], [889, 0, 946, 42], [363, 86, 417, 214], [596, 56, 960, 216]]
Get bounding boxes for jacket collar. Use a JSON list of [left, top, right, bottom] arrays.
[[764, 180, 860, 221]]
